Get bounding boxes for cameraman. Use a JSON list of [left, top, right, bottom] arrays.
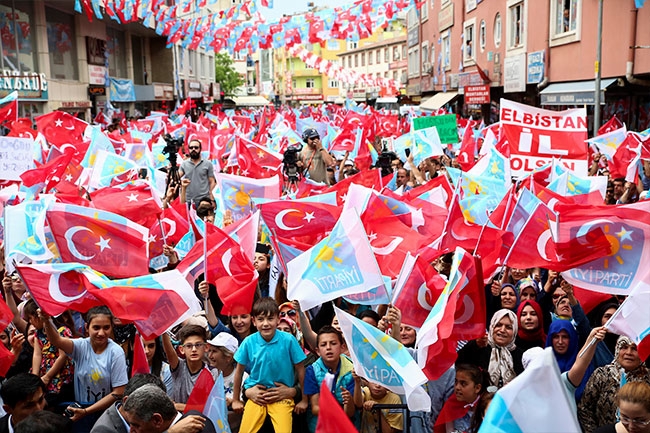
[[179, 139, 216, 207], [299, 128, 335, 185]]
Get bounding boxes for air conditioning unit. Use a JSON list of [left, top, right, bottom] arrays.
[[423, 62, 432, 74], [393, 53, 400, 61], [247, 86, 256, 95]]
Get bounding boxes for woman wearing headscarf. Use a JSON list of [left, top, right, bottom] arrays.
[[588, 300, 620, 368], [578, 337, 650, 433], [546, 320, 592, 400], [457, 309, 524, 389], [515, 300, 546, 352]]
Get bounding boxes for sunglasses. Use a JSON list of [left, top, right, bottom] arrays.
[[279, 310, 297, 318], [188, 146, 200, 150]]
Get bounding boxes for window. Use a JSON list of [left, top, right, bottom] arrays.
[[348, 56, 353, 68], [369, 51, 373, 65], [376, 50, 381, 63], [347, 41, 358, 50], [421, 42, 429, 74], [306, 78, 314, 88], [407, 6, 418, 29], [361, 52, 365, 67], [421, 0, 428, 20], [508, 1, 524, 49], [393, 46, 400, 61], [554, 0, 577, 35], [328, 79, 339, 88], [188, 50, 196, 76], [402, 45, 407, 59], [292, 79, 297, 89], [441, 32, 451, 71], [384, 48, 389, 63], [47, 7, 78, 80], [480, 20, 486, 52], [464, 19, 476, 63], [0, 1, 37, 74], [355, 54, 358, 67], [494, 13, 502, 48], [408, 47, 420, 77], [393, 70, 398, 81]]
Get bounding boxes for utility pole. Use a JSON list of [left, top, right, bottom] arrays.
[[593, 0, 604, 136]]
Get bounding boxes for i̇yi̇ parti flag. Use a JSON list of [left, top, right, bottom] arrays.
[[287, 209, 384, 311], [606, 281, 650, 361], [478, 348, 580, 433], [204, 372, 232, 433], [335, 306, 431, 412], [184, 368, 215, 414]]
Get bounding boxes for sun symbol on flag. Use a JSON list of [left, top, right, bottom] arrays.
[[313, 242, 343, 271], [490, 160, 503, 176], [108, 160, 128, 174], [602, 224, 634, 269], [227, 185, 254, 211], [465, 179, 483, 195]]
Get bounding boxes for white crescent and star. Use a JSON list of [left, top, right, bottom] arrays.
[[48, 273, 87, 303], [536, 229, 554, 262], [222, 249, 234, 277], [455, 295, 475, 325], [126, 193, 139, 202], [275, 209, 305, 231], [416, 282, 434, 311], [64, 226, 96, 260], [371, 236, 404, 255]]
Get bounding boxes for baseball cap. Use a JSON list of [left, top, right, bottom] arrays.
[[207, 332, 239, 353]]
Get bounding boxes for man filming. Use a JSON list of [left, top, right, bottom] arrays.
[[179, 138, 216, 207], [299, 128, 336, 185]]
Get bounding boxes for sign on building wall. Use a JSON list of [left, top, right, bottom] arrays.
[[88, 65, 107, 86], [466, 0, 477, 13], [439, 2, 454, 31], [464, 85, 490, 104], [527, 50, 545, 84], [86, 37, 107, 66], [0, 71, 48, 99], [504, 54, 527, 93]]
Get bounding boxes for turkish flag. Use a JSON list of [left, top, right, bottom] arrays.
[[148, 206, 190, 258], [90, 183, 163, 228], [46, 203, 150, 279], [176, 223, 257, 316], [314, 380, 357, 433], [35, 111, 89, 148], [393, 254, 446, 329], [329, 128, 356, 152], [184, 369, 215, 414], [457, 127, 478, 171], [131, 334, 150, 376], [0, 99, 17, 125], [598, 116, 624, 135], [374, 112, 399, 137], [450, 255, 486, 341], [323, 169, 382, 205], [20, 151, 75, 193], [259, 200, 341, 246], [434, 393, 471, 432]]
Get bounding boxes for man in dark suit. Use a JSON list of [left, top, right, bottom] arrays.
[[0, 373, 47, 433], [92, 374, 168, 433], [122, 384, 215, 433]]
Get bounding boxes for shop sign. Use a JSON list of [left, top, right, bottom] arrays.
[[464, 85, 490, 104], [0, 71, 48, 99], [439, 3, 454, 31], [86, 37, 107, 66], [88, 85, 106, 96], [408, 28, 420, 48], [153, 83, 174, 100], [527, 50, 545, 84], [458, 71, 484, 88], [61, 100, 92, 108], [88, 65, 107, 86], [504, 54, 527, 93]]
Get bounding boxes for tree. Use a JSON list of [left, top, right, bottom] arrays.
[[214, 52, 244, 96]]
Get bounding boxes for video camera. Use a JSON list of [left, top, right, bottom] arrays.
[[283, 143, 303, 183], [162, 134, 184, 168], [376, 139, 398, 177]]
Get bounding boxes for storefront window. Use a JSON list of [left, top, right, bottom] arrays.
[[46, 7, 78, 80], [0, 0, 37, 73], [106, 27, 127, 78]]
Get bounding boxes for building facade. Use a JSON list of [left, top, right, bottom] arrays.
[[1, 0, 216, 121], [408, 0, 650, 131]]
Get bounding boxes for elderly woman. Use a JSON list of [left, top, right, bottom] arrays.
[[578, 337, 650, 433], [457, 309, 524, 389]]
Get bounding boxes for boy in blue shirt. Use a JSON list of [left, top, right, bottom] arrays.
[[232, 297, 308, 433], [303, 325, 357, 432]]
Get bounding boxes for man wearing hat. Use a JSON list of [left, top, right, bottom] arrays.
[[299, 128, 336, 184]]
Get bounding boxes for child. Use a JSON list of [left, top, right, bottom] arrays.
[[435, 364, 486, 433], [303, 326, 356, 432], [354, 378, 403, 433], [232, 297, 308, 433], [162, 323, 218, 411]]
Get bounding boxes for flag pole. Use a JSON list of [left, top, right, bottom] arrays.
[[472, 211, 492, 255], [578, 299, 620, 358], [202, 217, 208, 312], [157, 216, 168, 245]]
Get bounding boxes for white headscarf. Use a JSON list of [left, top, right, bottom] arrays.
[[487, 309, 518, 387]]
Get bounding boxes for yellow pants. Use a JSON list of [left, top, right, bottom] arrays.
[[239, 398, 295, 433]]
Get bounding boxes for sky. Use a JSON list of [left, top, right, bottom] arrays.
[[260, 0, 352, 22]]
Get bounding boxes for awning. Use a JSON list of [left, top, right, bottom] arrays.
[[420, 92, 458, 111], [232, 95, 270, 107], [540, 78, 616, 105]]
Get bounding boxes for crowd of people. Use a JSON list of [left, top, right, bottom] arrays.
[[0, 103, 649, 433]]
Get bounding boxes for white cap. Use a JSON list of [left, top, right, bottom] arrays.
[[207, 332, 239, 353]]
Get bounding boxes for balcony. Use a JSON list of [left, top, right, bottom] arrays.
[[290, 68, 322, 77]]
